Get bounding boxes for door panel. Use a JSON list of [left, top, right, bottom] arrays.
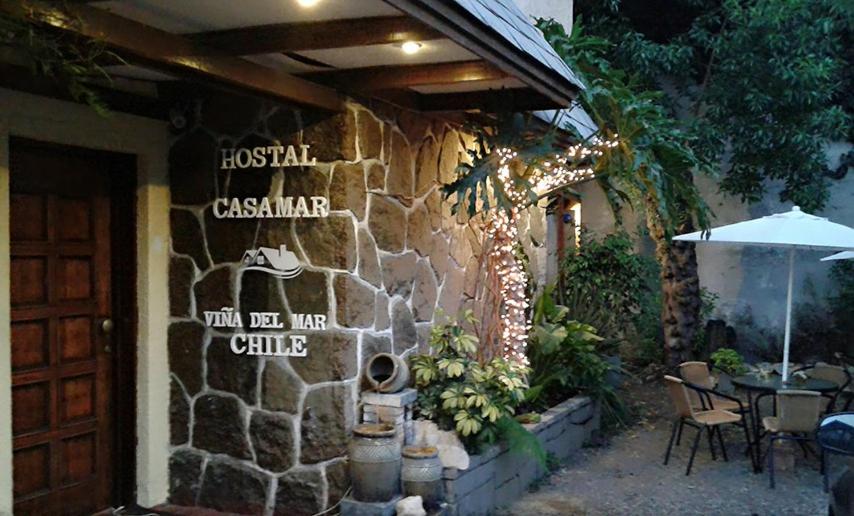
[[9, 140, 128, 515]]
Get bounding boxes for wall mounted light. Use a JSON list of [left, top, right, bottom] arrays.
[[296, 0, 321, 7], [400, 41, 423, 55]]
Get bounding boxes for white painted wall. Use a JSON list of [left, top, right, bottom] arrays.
[[515, 0, 573, 31], [576, 142, 854, 342], [0, 88, 171, 513]]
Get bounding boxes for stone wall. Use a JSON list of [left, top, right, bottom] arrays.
[[165, 91, 548, 515]]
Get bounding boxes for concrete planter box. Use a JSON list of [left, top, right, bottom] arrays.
[[442, 395, 599, 516]]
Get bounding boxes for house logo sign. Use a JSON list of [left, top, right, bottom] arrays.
[[241, 244, 303, 279]]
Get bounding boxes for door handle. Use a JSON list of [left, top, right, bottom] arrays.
[[100, 318, 113, 353]]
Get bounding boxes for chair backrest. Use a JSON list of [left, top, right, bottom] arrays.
[[809, 364, 850, 388], [680, 361, 715, 388], [664, 375, 694, 418], [679, 361, 714, 409], [776, 390, 822, 433]]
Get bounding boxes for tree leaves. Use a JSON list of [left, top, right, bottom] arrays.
[[570, 0, 852, 212]]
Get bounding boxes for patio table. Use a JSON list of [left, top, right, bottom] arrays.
[[732, 374, 838, 469]]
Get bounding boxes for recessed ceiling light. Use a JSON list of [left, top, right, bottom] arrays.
[[296, 0, 321, 7], [401, 41, 423, 55]]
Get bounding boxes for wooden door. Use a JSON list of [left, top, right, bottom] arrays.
[[9, 139, 131, 515]]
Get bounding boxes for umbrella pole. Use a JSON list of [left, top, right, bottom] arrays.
[[782, 248, 795, 383]]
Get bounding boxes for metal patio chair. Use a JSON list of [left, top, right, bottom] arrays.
[[761, 390, 823, 488], [793, 363, 852, 413], [816, 412, 854, 493], [663, 375, 755, 475], [680, 361, 750, 415]]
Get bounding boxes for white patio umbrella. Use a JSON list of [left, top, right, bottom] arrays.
[[821, 250, 854, 261], [674, 206, 854, 382]]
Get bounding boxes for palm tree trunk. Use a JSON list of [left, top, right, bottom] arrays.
[[645, 202, 701, 367]]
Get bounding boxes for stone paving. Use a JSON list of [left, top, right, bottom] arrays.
[[499, 382, 832, 516]]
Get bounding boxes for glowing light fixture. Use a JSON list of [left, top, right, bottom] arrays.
[[296, 0, 321, 7], [400, 41, 423, 55]]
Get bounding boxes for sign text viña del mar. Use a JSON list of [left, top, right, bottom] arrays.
[[206, 144, 329, 357]]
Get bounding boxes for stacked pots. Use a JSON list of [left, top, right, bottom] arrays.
[[401, 445, 444, 510], [349, 424, 401, 502]]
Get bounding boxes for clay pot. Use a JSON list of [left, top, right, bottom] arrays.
[[401, 445, 444, 509], [365, 352, 410, 393], [349, 424, 401, 502]]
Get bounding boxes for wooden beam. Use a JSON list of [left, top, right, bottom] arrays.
[[0, 62, 168, 120], [301, 60, 506, 91], [190, 16, 443, 56], [0, 0, 344, 111], [418, 88, 554, 112], [382, 0, 577, 109]]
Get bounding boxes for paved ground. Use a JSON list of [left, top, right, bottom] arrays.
[[499, 381, 833, 516]]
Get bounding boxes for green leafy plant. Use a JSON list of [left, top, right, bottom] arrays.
[[691, 287, 720, 358], [560, 231, 658, 355], [527, 288, 625, 424], [411, 312, 530, 451], [1, 3, 123, 116], [710, 347, 748, 376], [539, 17, 713, 366], [829, 261, 854, 353]]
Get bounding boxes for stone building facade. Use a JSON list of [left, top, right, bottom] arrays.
[[164, 92, 549, 514]]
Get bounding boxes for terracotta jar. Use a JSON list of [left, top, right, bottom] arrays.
[[365, 352, 410, 393], [349, 424, 401, 502], [401, 445, 444, 509]]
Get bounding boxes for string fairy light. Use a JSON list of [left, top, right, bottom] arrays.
[[484, 135, 619, 364]]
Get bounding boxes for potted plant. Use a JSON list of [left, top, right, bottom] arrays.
[[710, 347, 748, 393], [410, 311, 534, 453]]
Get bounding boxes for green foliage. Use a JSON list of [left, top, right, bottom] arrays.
[[630, 259, 665, 366], [691, 287, 720, 358], [560, 231, 661, 357], [710, 347, 748, 376], [829, 261, 854, 340], [789, 261, 854, 360], [527, 288, 625, 424], [440, 113, 558, 219], [1, 4, 121, 116], [495, 416, 547, 468], [411, 312, 531, 452], [538, 18, 713, 237], [572, 0, 852, 212]]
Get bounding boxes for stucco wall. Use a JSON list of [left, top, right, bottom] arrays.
[[515, 0, 573, 30], [0, 87, 171, 514], [164, 91, 549, 514], [576, 142, 854, 355]]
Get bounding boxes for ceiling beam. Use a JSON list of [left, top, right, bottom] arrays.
[[0, 62, 168, 120], [418, 88, 554, 112], [1, 0, 344, 112], [190, 16, 443, 56], [301, 60, 506, 91]]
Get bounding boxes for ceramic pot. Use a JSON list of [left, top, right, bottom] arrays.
[[604, 355, 622, 389], [401, 445, 443, 509], [349, 424, 401, 502], [365, 352, 410, 393]]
